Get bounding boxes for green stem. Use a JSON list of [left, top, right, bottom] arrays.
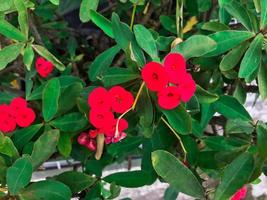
[[176, 0, 184, 38], [130, 3, 137, 30]]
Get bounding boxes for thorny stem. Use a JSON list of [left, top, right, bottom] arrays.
[[115, 81, 145, 138], [161, 117, 187, 162]]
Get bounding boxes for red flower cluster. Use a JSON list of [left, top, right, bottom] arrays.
[[0, 97, 36, 133], [77, 86, 134, 150], [231, 186, 247, 200], [141, 53, 196, 110], [35, 57, 54, 78]]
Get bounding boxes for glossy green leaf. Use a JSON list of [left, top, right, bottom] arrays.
[[261, 1, 267, 29], [32, 44, 65, 71], [239, 34, 263, 82], [14, 0, 29, 38], [58, 133, 72, 158], [172, 35, 217, 59], [200, 104, 215, 129], [0, 19, 26, 41], [256, 122, 267, 158], [50, 112, 88, 132], [49, 0, 59, 5], [258, 64, 267, 99], [219, 41, 249, 71], [89, 10, 114, 38], [42, 78, 61, 122], [104, 171, 155, 188], [213, 95, 252, 121], [30, 129, 60, 170], [134, 24, 158, 60], [89, 45, 121, 81], [23, 45, 34, 71], [0, 134, 19, 160], [205, 31, 254, 57], [18, 180, 71, 200], [214, 152, 254, 200], [102, 67, 139, 87], [233, 82, 247, 105], [7, 157, 32, 195], [223, 0, 253, 31], [195, 85, 219, 103], [201, 21, 230, 32], [79, 0, 99, 23], [161, 106, 192, 135], [152, 150, 204, 199], [12, 123, 43, 151], [0, 43, 24, 70], [54, 171, 96, 193]]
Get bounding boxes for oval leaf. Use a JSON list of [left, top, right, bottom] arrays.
[[79, 0, 99, 23], [0, 43, 24, 70], [152, 150, 204, 199]]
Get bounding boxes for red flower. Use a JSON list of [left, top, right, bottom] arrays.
[[102, 118, 128, 137], [35, 57, 54, 78], [88, 87, 111, 110], [89, 129, 99, 138], [231, 186, 247, 200], [163, 53, 187, 84], [177, 73, 196, 102], [0, 105, 16, 133], [10, 97, 27, 111], [89, 108, 114, 129], [85, 140, 97, 151], [77, 132, 90, 145], [15, 107, 36, 128], [157, 86, 181, 110], [105, 132, 127, 144], [109, 86, 134, 113], [141, 62, 169, 92]]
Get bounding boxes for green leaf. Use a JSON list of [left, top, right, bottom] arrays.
[[152, 150, 204, 199], [57, 133, 72, 158], [160, 15, 176, 34], [79, 0, 99, 23], [102, 67, 139, 87], [104, 171, 155, 188], [161, 106, 192, 135], [258, 64, 267, 99], [200, 104, 215, 129], [23, 45, 34, 71], [54, 171, 96, 194], [195, 85, 219, 104], [49, 0, 59, 5], [205, 31, 255, 57], [219, 41, 249, 71], [89, 10, 114, 39], [214, 152, 254, 200], [42, 78, 61, 122], [19, 180, 71, 200], [107, 137, 143, 156], [213, 95, 252, 121], [233, 82, 247, 105], [223, 0, 253, 31], [172, 35, 217, 59], [261, 1, 267, 29], [134, 24, 158, 60], [0, 134, 19, 160], [201, 21, 230, 32], [88, 45, 121, 81], [14, 0, 29, 38], [256, 122, 267, 159], [0, 19, 26, 41], [7, 157, 32, 195], [50, 112, 88, 132], [32, 44, 65, 71], [0, 0, 13, 11], [30, 129, 60, 170], [239, 34, 264, 82], [112, 13, 133, 50], [164, 187, 179, 200], [12, 123, 43, 151], [0, 43, 24, 70]]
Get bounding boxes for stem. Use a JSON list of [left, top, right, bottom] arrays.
[[95, 134, 105, 160], [115, 81, 145, 138], [176, 0, 184, 38], [130, 3, 137, 30], [161, 117, 187, 162]]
